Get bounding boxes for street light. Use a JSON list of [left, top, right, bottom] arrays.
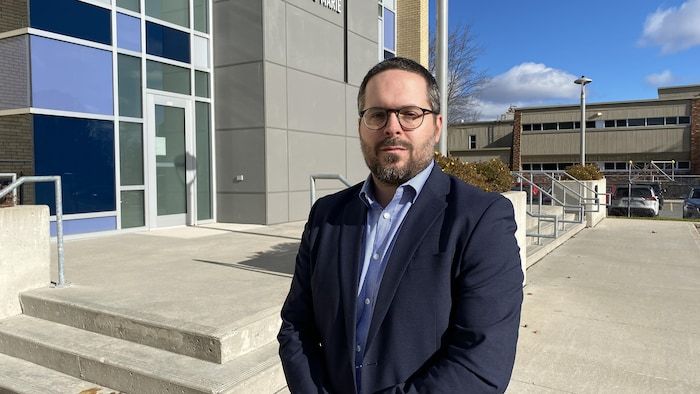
[[574, 76, 592, 165]]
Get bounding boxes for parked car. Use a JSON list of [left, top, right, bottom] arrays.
[[634, 182, 666, 210], [683, 186, 700, 219], [608, 185, 660, 217]]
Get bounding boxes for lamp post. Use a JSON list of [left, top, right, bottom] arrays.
[[437, 0, 448, 155], [574, 76, 592, 165]]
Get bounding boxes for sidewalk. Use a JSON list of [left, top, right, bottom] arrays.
[[508, 219, 700, 393]]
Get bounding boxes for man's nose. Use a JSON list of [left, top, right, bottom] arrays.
[[383, 111, 403, 135]]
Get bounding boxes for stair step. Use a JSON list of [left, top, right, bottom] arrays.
[[0, 315, 285, 394], [20, 289, 281, 364], [0, 352, 118, 394]]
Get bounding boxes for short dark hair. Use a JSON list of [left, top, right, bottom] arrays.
[[357, 57, 440, 115]]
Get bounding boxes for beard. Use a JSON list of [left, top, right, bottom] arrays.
[[361, 136, 434, 186]]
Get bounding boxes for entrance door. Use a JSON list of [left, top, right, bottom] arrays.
[[146, 94, 194, 228]]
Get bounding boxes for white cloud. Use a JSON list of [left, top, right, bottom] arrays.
[[640, 0, 700, 53], [645, 70, 674, 86], [472, 62, 580, 121]]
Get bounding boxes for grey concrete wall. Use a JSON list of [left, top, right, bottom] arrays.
[[501, 191, 527, 285], [0, 35, 30, 110], [0, 206, 49, 319], [214, 0, 377, 224]]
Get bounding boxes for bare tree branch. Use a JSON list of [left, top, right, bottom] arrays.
[[429, 24, 490, 124]]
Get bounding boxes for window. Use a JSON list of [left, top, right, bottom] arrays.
[[118, 54, 142, 117], [146, 21, 190, 63], [559, 122, 574, 130], [196, 102, 212, 220], [191, 35, 209, 68], [543, 122, 557, 130], [586, 121, 596, 129], [543, 163, 557, 171], [117, 13, 141, 52], [383, 9, 395, 52], [146, 60, 190, 94], [604, 162, 615, 170], [532, 123, 542, 131], [616, 119, 628, 127], [468, 135, 476, 149], [628, 118, 644, 126], [665, 116, 678, 125], [530, 163, 542, 171], [615, 162, 627, 170], [559, 163, 573, 170], [604, 120, 615, 128], [121, 191, 145, 228], [522, 124, 532, 131], [33, 114, 115, 215], [145, 0, 189, 28], [646, 117, 664, 126], [119, 122, 143, 186], [117, 0, 139, 12], [195, 71, 210, 98], [679, 116, 690, 124], [677, 161, 690, 169], [30, 0, 111, 45], [193, 0, 209, 33], [522, 164, 532, 170], [31, 36, 113, 115]]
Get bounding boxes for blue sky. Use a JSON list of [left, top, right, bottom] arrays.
[[428, 0, 700, 120]]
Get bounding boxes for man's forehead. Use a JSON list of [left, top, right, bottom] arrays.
[[364, 70, 429, 103]]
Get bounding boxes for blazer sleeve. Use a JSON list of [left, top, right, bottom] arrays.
[[382, 196, 524, 394], [277, 203, 331, 394]]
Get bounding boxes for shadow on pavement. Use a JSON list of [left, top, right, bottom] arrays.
[[194, 242, 299, 277]]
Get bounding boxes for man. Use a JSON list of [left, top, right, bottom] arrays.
[[278, 57, 523, 393]]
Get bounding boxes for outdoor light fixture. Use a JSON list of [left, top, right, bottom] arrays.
[[574, 76, 592, 165]]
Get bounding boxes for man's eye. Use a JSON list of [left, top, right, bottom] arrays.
[[369, 112, 386, 120], [400, 110, 420, 118]]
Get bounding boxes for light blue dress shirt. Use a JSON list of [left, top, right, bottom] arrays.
[[354, 161, 435, 391]]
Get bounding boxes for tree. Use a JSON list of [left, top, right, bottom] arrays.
[[429, 23, 489, 124]]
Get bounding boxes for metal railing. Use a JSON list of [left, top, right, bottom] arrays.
[[546, 171, 603, 213], [309, 174, 352, 206], [0, 173, 18, 205], [0, 176, 67, 287]]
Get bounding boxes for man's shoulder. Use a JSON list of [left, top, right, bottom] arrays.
[[312, 182, 364, 213], [440, 172, 512, 214]]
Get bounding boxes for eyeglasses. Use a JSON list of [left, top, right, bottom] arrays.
[[359, 106, 436, 131]]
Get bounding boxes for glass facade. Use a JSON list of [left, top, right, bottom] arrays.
[[31, 36, 113, 115], [34, 115, 116, 215], [147, 60, 191, 95], [196, 102, 212, 220], [121, 190, 145, 228], [193, 0, 209, 33], [119, 122, 144, 186], [118, 54, 142, 117], [145, 0, 189, 28], [146, 21, 190, 63], [29, 0, 112, 45], [195, 71, 210, 98], [117, 0, 140, 12], [117, 13, 141, 52]]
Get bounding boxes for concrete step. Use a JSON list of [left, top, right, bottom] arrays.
[[525, 222, 586, 269], [0, 315, 285, 394], [0, 352, 118, 394], [19, 288, 281, 364]]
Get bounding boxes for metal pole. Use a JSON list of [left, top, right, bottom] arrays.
[[54, 177, 66, 287], [580, 85, 586, 165], [437, 0, 448, 156]]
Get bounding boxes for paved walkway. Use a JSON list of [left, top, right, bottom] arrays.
[[44, 218, 700, 393], [508, 219, 700, 393]]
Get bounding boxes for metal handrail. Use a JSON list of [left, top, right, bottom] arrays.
[[525, 211, 559, 246], [0, 173, 18, 205], [512, 172, 583, 222], [542, 172, 603, 213], [310, 174, 352, 206], [0, 176, 66, 287]]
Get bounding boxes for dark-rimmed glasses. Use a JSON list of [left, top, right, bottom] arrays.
[[359, 106, 436, 130]]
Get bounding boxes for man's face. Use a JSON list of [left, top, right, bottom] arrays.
[[359, 69, 442, 186]]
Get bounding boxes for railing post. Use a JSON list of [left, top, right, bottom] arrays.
[[54, 177, 66, 287]]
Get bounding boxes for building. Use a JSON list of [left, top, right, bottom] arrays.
[[449, 85, 700, 175], [0, 0, 428, 236]]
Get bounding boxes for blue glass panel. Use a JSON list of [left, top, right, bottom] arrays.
[[29, 0, 111, 45], [31, 36, 113, 115], [117, 13, 141, 52], [146, 21, 190, 63], [383, 8, 395, 51], [50, 216, 117, 236], [34, 115, 116, 215]]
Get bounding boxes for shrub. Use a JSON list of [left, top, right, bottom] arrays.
[[565, 163, 603, 180], [435, 153, 512, 192]]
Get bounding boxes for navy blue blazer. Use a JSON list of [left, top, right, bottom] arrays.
[[278, 165, 523, 393]]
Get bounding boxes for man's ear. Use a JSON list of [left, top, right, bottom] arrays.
[[433, 114, 443, 144]]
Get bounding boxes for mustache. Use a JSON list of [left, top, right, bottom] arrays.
[[379, 138, 412, 149]]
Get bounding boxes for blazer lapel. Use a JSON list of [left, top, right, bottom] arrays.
[[337, 196, 366, 363], [364, 167, 449, 352]]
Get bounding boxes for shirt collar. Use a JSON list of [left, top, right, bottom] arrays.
[[359, 160, 435, 207]]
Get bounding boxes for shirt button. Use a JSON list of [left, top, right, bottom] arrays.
[[364, 298, 371, 305], [382, 212, 390, 219], [356, 345, 361, 352], [372, 253, 379, 260]]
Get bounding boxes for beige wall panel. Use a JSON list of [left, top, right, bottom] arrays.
[[216, 129, 266, 193], [266, 191, 289, 224], [346, 85, 360, 136], [286, 5, 343, 82], [287, 69, 346, 135], [266, 128, 289, 193], [263, 0, 286, 64], [288, 131, 346, 191], [215, 62, 265, 129], [213, 0, 263, 66], [346, 136, 367, 184], [264, 61, 287, 129], [217, 192, 266, 224]]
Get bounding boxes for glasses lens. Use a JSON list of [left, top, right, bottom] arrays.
[[363, 108, 388, 129], [398, 106, 425, 130]]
